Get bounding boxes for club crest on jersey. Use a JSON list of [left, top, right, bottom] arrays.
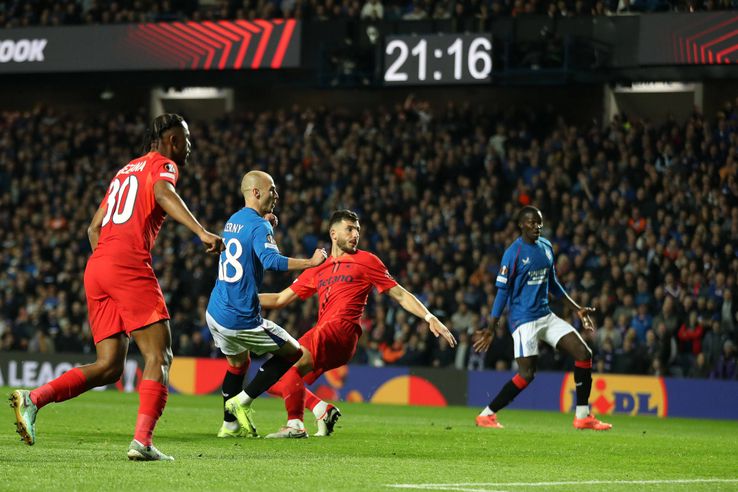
[[164, 163, 176, 173]]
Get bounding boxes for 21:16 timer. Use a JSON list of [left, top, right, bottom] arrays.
[[384, 34, 492, 85]]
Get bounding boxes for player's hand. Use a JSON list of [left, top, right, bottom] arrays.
[[309, 248, 328, 267], [199, 230, 224, 254], [577, 307, 596, 332], [473, 328, 493, 353], [428, 317, 457, 348], [264, 213, 279, 228]]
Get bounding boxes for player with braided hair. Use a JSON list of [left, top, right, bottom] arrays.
[[10, 114, 223, 460]]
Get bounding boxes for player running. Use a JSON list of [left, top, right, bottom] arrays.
[[206, 170, 327, 438], [473, 205, 612, 431], [257, 209, 457, 438], [9, 114, 223, 460]]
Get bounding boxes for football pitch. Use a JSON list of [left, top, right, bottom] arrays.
[[1, 387, 736, 492]]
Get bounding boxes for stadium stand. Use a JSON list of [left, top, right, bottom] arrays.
[[0, 0, 734, 28], [1, 99, 736, 379]]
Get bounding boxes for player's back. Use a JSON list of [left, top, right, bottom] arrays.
[[92, 151, 179, 265], [207, 207, 277, 330]]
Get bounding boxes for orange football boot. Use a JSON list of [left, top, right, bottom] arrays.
[[475, 415, 504, 429], [573, 413, 612, 431]]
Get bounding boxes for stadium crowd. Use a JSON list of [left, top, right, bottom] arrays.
[[1, 97, 737, 380], [0, 0, 735, 28]]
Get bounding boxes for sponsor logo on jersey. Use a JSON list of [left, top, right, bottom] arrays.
[[522, 257, 530, 265], [318, 275, 354, 288], [560, 373, 667, 417], [527, 268, 547, 285], [0, 39, 47, 63]]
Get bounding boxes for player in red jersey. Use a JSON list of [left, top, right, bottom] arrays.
[[9, 114, 222, 461], [258, 209, 457, 438]]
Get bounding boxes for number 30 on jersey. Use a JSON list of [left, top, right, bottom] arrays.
[[101, 176, 139, 226]]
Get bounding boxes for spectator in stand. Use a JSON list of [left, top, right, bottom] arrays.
[[360, 0, 384, 19], [2, 97, 738, 381], [631, 303, 653, 343], [710, 340, 737, 379]]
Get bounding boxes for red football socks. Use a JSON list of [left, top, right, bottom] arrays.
[[304, 388, 321, 412], [280, 367, 306, 421], [30, 367, 88, 409], [133, 379, 168, 446]]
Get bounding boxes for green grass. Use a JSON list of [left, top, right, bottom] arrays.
[[1, 387, 737, 491]]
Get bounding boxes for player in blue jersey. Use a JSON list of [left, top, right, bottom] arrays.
[[206, 170, 327, 438], [473, 206, 611, 431]]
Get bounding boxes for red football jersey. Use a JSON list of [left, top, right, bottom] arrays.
[[290, 249, 398, 326], [91, 151, 178, 264]]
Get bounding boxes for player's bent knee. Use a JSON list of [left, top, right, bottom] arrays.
[[144, 350, 172, 370], [577, 345, 593, 362], [285, 346, 303, 364], [96, 360, 125, 384]]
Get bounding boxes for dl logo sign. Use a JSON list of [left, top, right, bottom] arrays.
[[560, 373, 668, 417]]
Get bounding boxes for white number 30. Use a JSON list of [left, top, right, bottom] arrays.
[[101, 175, 139, 226]]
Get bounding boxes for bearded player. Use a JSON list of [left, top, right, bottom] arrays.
[[256, 209, 457, 438], [473, 205, 611, 431], [9, 114, 222, 460]]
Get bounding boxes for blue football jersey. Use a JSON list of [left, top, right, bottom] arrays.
[[207, 207, 288, 330], [491, 236, 565, 332]]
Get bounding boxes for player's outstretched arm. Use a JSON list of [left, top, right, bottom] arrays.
[[387, 285, 457, 347], [153, 180, 222, 253], [259, 288, 300, 310], [87, 204, 107, 251], [285, 248, 328, 271]]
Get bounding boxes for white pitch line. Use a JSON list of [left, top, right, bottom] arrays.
[[387, 478, 738, 490]]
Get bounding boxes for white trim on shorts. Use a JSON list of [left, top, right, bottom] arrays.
[[205, 311, 299, 356], [511, 313, 580, 358]]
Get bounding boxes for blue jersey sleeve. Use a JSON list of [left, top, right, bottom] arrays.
[[491, 244, 518, 318], [252, 222, 289, 272], [495, 243, 518, 289], [491, 285, 510, 318]]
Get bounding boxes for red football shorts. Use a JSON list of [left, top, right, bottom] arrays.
[[84, 257, 170, 344], [299, 320, 361, 385]]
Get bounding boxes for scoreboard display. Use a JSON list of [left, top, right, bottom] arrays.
[[383, 33, 492, 86]]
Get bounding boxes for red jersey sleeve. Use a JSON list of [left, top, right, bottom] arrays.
[[289, 268, 317, 300], [151, 155, 179, 187], [363, 253, 398, 294]]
